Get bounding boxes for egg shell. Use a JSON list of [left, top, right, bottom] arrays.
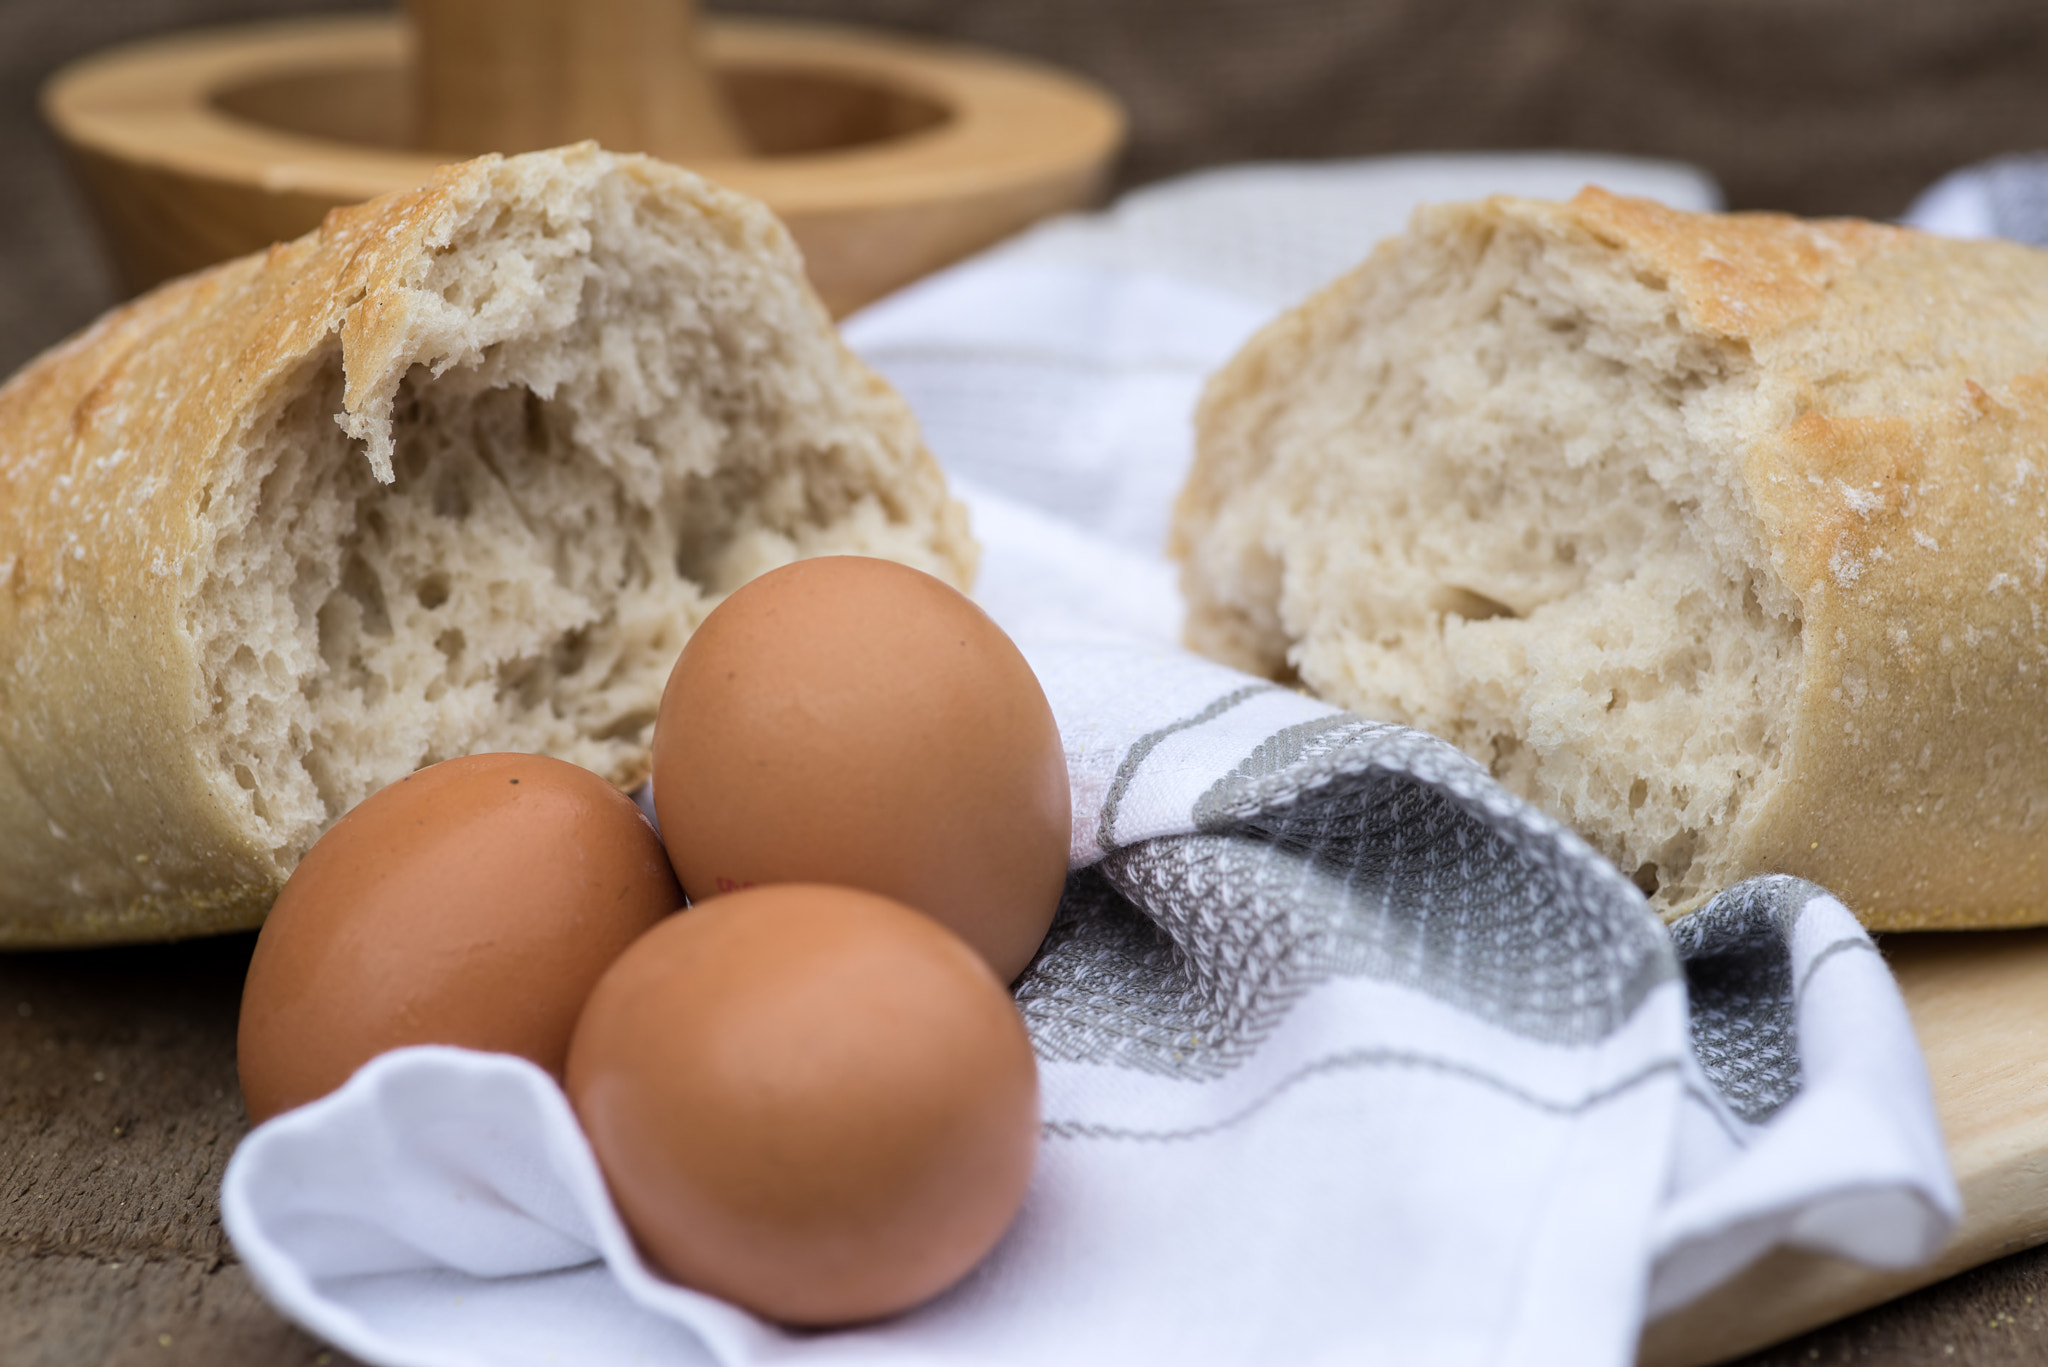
[[651, 555, 1071, 983], [237, 752, 682, 1124], [565, 883, 1040, 1326]]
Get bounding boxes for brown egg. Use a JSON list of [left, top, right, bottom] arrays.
[[652, 555, 1070, 983], [565, 883, 1039, 1326], [237, 753, 682, 1124]]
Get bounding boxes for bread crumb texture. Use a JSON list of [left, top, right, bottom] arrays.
[[0, 145, 973, 945], [1175, 188, 2048, 927]]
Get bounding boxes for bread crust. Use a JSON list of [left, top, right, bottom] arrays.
[[1, 249, 292, 945], [1176, 188, 2048, 928], [0, 146, 971, 946]]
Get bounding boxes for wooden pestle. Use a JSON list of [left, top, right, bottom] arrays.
[[408, 0, 749, 160]]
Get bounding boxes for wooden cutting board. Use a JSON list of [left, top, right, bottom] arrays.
[[1639, 929, 2048, 1366]]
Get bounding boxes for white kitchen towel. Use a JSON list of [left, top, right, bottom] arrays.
[[1905, 152, 2048, 243], [222, 154, 1957, 1367]]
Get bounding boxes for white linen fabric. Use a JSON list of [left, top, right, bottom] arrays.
[[1905, 152, 2048, 242], [222, 154, 1957, 1367]]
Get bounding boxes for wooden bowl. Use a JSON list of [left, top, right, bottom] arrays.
[[43, 13, 1124, 315]]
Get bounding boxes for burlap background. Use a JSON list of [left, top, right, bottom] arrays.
[[4, 2, 2048, 1362]]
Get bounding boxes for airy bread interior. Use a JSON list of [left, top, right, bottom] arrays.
[[1186, 206, 1805, 913], [190, 167, 965, 868]]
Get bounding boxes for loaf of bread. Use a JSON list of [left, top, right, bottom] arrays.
[[0, 144, 973, 946], [1174, 188, 2048, 926]]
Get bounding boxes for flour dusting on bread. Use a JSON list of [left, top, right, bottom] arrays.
[[1176, 189, 2048, 925], [0, 145, 971, 944]]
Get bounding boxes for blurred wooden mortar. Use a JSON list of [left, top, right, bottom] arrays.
[[42, 0, 1125, 315]]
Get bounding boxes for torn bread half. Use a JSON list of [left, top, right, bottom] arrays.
[[0, 144, 973, 946], [1174, 187, 2048, 926]]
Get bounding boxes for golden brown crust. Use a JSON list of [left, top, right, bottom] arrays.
[[1737, 388, 2048, 929], [1176, 188, 2048, 929], [1564, 186, 1899, 339], [1584, 191, 2048, 927], [0, 146, 969, 946], [0, 250, 287, 945]]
